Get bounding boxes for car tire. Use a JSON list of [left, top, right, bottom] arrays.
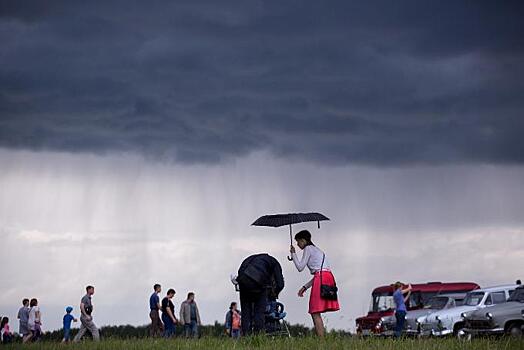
[[507, 324, 523, 338], [456, 328, 471, 341]]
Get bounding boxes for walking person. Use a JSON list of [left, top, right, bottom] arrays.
[[17, 298, 30, 339], [225, 302, 241, 339], [392, 281, 412, 338], [179, 292, 201, 338], [73, 285, 100, 342], [62, 306, 78, 343], [149, 284, 164, 337], [161, 289, 178, 338], [24, 298, 42, 343], [290, 230, 340, 337], [236, 253, 284, 335]]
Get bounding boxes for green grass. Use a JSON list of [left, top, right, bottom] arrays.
[[5, 336, 524, 350]]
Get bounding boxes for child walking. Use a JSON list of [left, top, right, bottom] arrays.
[[225, 302, 241, 339], [62, 306, 78, 342]]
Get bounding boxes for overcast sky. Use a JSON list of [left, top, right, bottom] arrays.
[[0, 0, 523, 332]]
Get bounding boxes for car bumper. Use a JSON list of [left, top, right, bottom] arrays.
[[464, 327, 504, 336], [431, 329, 453, 336], [403, 329, 421, 336], [359, 329, 394, 337]]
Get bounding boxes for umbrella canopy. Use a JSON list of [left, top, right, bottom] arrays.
[[252, 212, 330, 260], [252, 212, 330, 228]]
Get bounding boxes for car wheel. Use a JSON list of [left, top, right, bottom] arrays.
[[456, 329, 471, 341], [507, 324, 523, 338]]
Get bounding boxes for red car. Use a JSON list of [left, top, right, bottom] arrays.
[[356, 281, 480, 336]]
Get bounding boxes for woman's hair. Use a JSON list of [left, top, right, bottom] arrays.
[[393, 282, 403, 290], [30, 298, 38, 307], [230, 302, 237, 310], [167, 288, 176, 295], [294, 230, 314, 246], [1, 317, 8, 328]]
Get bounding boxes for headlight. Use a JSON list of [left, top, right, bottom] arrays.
[[461, 312, 467, 318], [380, 317, 386, 322], [486, 312, 493, 319]]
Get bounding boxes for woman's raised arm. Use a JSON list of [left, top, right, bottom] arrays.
[[292, 245, 311, 272]]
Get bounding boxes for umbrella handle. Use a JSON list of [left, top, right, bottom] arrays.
[[287, 255, 293, 261]]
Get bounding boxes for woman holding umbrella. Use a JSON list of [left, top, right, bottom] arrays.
[[290, 230, 339, 336]]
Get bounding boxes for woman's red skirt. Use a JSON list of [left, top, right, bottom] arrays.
[[309, 270, 340, 314]]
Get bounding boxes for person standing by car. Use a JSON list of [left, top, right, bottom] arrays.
[[161, 289, 178, 338], [237, 253, 284, 335], [179, 292, 201, 338], [17, 298, 30, 339], [149, 284, 163, 337], [290, 230, 340, 337], [392, 281, 412, 338], [73, 285, 100, 342]]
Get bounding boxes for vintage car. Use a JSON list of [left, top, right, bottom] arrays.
[[418, 284, 518, 337], [463, 285, 524, 338], [379, 293, 465, 336], [356, 281, 479, 336]]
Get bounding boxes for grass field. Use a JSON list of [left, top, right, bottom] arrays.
[[5, 336, 524, 350]]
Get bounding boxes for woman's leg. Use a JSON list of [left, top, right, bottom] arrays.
[[311, 313, 325, 337]]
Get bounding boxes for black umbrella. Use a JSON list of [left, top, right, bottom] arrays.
[[252, 212, 330, 260]]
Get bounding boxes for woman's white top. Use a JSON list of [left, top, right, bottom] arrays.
[[292, 245, 331, 289], [28, 306, 40, 327]]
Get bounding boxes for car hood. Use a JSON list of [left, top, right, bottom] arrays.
[[424, 305, 477, 322], [406, 309, 437, 320], [468, 301, 523, 319]]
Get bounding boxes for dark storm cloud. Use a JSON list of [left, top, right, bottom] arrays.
[[1, 0, 523, 164]]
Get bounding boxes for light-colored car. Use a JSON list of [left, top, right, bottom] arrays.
[[418, 284, 518, 337], [463, 286, 524, 338], [379, 294, 465, 336], [404, 294, 465, 335]]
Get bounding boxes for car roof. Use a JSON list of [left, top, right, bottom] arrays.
[[438, 293, 466, 299], [469, 284, 518, 293], [372, 282, 479, 294]]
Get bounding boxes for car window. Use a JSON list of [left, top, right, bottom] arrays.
[[508, 288, 524, 302], [464, 292, 485, 306], [491, 291, 506, 304], [484, 293, 492, 305]]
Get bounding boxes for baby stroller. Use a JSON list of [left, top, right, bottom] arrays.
[[265, 299, 290, 337]]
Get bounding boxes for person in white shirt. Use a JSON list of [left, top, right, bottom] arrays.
[[290, 230, 340, 336], [23, 298, 41, 343]]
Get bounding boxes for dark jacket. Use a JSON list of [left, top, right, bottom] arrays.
[[237, 254, 285, 296]]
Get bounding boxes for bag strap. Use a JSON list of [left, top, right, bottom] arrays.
[[320, 252, 325, 285]]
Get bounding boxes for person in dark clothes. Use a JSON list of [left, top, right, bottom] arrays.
[[161, 289, 178, 338], [236, 253, 284, 335]]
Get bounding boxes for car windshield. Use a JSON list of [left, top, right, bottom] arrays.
[[408, 291, 438, 309], [370, 293, 395, 312], [424, 296, 449, 310], [464, 292, 485, 306], [508, 289, 524, 302]]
